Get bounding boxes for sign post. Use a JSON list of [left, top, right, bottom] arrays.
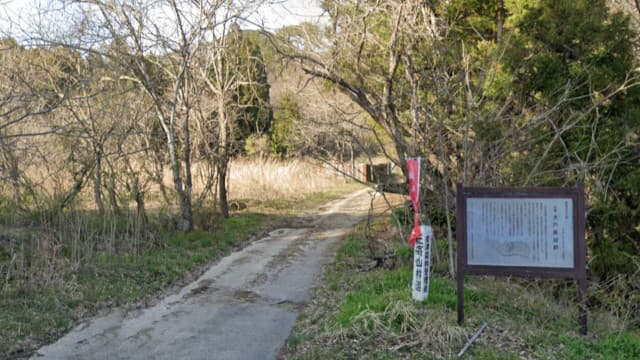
[[412, 225, 433, 301], [407, 158, 433, 302], [456, 184, 587, 335]]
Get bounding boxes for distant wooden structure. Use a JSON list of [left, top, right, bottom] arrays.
[[331, 162, 393, 183]]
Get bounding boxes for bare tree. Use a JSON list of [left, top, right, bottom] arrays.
[[267, 0, 462, 274], [198, 24, 272, 217], [19, 0, 266, 229], [0, 41, 76, 208]]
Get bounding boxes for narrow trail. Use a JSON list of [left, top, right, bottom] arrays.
[[33, 188, 383, 360]]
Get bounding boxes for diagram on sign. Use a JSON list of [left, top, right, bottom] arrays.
[[466, 198, 574, 268]]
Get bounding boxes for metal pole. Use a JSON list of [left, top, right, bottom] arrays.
[[457, 269, 464, 325], [456, 183, 465, 325], [579, 278, 588, 335]]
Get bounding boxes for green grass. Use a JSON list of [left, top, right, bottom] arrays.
[[336, 267, 412, 327], [282, 216, 640, 360], [559, 333, 640, 359]]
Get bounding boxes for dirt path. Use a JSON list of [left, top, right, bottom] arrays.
[[32, 188, 383, 360]]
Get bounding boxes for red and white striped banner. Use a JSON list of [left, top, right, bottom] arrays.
[[407, 157, 421, 248]]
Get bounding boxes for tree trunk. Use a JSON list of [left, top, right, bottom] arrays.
[[93, 154, 105, 213], [390, 118, 409, 178], [152, 157, 171, 206], [496, 0, 505, 43], [166, 117, 193, 232], [217, 98, 230, 218], [103, 160, 120, 215], [9, 161, 20, 206], [130, 172, 148, 226], [58, 164, 92, 211], [443, 180, 456, 278], [183, 104, 193, 224], [218, 160, 229, 218], [350, 143, 355, 182], [2, 143, 21, 206], [107, 174, 120, 215], [437, 120, 456, 278], [135, 189, 148, 225]]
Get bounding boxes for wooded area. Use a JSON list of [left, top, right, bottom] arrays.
[[1, 0, 639, 353]]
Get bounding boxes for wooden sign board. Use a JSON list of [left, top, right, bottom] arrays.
[[456, 184, 587, 335]]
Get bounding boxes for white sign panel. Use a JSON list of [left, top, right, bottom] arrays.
[[467, 198, 574, 268], [412, 225, 432, 301]]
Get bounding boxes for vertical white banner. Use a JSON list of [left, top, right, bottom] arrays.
[[412, 225, 433, 301]]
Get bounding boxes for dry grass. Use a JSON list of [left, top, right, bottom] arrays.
[[228, 157, 344, 201], [1, 157, 352, 294], [2, 156, 347, 212]]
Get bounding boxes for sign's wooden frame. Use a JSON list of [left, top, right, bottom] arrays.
[[456, 184, 588, 335]]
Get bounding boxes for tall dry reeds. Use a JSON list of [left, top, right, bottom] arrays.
[[0, 156, 348, 291], [227, 157, 344, 201], [0, 209, 153, 292]]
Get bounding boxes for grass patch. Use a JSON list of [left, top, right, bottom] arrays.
[[281, 216, 640, 359], [560, 333, 640, 359]]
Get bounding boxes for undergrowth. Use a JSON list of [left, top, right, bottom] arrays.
[[281, 215, 640, 359]]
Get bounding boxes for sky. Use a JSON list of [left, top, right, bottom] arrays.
[[0, 0, 327, 36], [250, 0, 327, 30]]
